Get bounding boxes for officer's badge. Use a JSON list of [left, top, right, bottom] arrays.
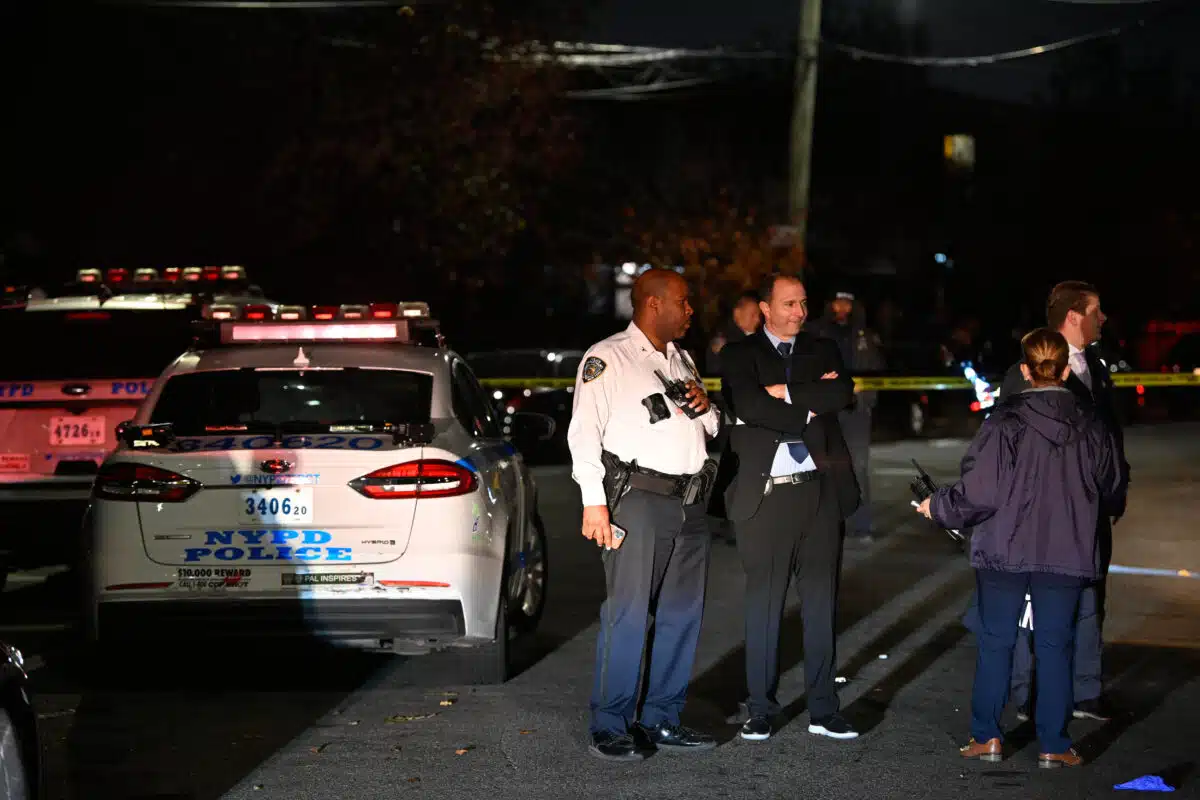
[[582, 356, 607, 383]]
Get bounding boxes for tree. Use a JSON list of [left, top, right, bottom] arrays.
[[254, 3, 582, 287]]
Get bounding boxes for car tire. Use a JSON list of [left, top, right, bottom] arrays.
[[512, 510, 548, 634], [0, 708, 33, 800], [459, 589, 510, 685]]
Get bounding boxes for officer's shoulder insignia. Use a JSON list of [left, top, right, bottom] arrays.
[[582, 356, 607, 383]]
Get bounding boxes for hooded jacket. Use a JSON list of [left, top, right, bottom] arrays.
[[930, 387, 1124, 580]]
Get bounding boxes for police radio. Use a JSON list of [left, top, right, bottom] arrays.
[[654, 369, 706, 419], [910, 459, 965, 545]]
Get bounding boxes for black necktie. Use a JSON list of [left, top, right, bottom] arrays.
[[776, 341, 810, 462]]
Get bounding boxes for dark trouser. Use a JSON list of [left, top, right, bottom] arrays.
[[589, 490, 712, 735], [972, 569, 1085, 755], [735, 475, 842, 719], [838, 409, 872, 537], [963, 516, 1111, 706]]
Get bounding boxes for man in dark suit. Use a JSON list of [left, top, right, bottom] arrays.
[[719, 273, 861, 742], [969, 280, 1129, 722]]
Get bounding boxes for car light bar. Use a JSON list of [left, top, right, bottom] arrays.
[[222, 321, 403, 343], [77, 268, 102, 283], [163, 267, 182, 281], [182, 267, 203, 282], [107, 267, 129, 283], [134, 268, 158, 282]]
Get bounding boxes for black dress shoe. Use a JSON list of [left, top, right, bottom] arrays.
[[588, 731, 645, 762], [740, 715, 772, 741], [636, 721, 717, 752]]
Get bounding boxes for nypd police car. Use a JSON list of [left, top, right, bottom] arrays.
[[82, 302, 550, 683], [0, 266, 270, 586]]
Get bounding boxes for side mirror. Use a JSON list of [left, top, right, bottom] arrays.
[[116, 420, 177, 449], [510, 411, 556, 442]]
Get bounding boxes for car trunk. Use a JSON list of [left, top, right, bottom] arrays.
[[134, 440, 423, 567]]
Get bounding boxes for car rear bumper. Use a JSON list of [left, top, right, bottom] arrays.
[[97, 598, 467, 647]]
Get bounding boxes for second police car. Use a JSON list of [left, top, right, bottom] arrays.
[[83, 301, 552, 683]]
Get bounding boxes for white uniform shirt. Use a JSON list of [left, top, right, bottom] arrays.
[[568, 322, 719, 507]]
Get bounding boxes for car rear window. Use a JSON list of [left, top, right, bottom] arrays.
[[0, 309, 198, 380], [149, 368, 434, 435]]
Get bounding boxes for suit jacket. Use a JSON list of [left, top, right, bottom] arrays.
[[719, 329, 861, 522], [998, 345, 1129, 514]]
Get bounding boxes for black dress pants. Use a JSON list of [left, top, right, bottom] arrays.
[[735, 475, 842, 719]]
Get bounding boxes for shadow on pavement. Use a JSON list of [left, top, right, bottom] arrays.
[[1073, 643, 1200, 765], [687, 517, 968, 739], [53, 643, 393, 800]]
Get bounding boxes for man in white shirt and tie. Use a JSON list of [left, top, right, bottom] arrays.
[[978, 280, 1129, 722]]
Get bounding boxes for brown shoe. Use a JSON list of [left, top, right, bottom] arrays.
[[959, 737, 1002, 762], [1038, 748, 1084, 769]]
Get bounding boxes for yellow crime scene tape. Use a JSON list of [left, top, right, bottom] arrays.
[[479, 372, 1200, 392]]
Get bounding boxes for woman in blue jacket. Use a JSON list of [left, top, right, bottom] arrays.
[[916, 328, 1123, 768]]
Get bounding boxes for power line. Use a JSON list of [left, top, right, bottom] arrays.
[[822, 21, 1140, 67]]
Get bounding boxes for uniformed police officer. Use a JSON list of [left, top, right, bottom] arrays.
[[568, 268, 721, 762]]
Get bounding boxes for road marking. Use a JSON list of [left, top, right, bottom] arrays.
[[1110, 564, 1198, 579]]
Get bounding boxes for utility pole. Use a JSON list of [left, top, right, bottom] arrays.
[[788, 0, 823, 255]]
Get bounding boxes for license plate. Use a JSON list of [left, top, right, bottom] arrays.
[[240, 487, 313, 524], [0, 454, 29, 472], [49, 416, 106, 446]]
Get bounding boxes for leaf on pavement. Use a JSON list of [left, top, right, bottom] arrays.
[[455, 746, 475, 755], [310, 743, 330, 754], [386, 712, 439, 723]]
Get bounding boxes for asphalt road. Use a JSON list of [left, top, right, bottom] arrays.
[[3, 425, 1198, 800]]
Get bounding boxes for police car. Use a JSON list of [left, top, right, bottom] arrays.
[[0, 267, 270, 585], [82, 302, 550, 683]]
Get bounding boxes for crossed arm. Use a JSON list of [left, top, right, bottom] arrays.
[[722, 338, 855, 436]]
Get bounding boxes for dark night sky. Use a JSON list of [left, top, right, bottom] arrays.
[[586, 0, 1200, 102]]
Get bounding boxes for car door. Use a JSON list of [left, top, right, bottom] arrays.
[[450, 361, 525, 550]]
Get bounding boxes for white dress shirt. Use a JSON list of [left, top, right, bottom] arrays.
[[568, 322, 719, 507], [762, 327, 817, 476], [1069, 343, 1092, 391]]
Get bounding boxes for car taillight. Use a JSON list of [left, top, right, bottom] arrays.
[[349, 460, 477, 500], [94, 462, 200, 503]]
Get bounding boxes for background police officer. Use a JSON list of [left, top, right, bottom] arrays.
[[808, 288, 885, 542], [567, 268, 720, 762]]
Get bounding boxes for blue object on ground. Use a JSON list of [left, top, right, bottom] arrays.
[[1114, 776, 1175, 792]]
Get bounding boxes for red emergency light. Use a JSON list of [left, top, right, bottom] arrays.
[[311, 305, 339, 321], [370, 302, 398, 319], [163, 267, 182, 282], [242, 304, 271, 321], [106, 268, 129, 283]]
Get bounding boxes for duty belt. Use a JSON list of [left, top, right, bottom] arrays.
[[602, 450, 717, 506]]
